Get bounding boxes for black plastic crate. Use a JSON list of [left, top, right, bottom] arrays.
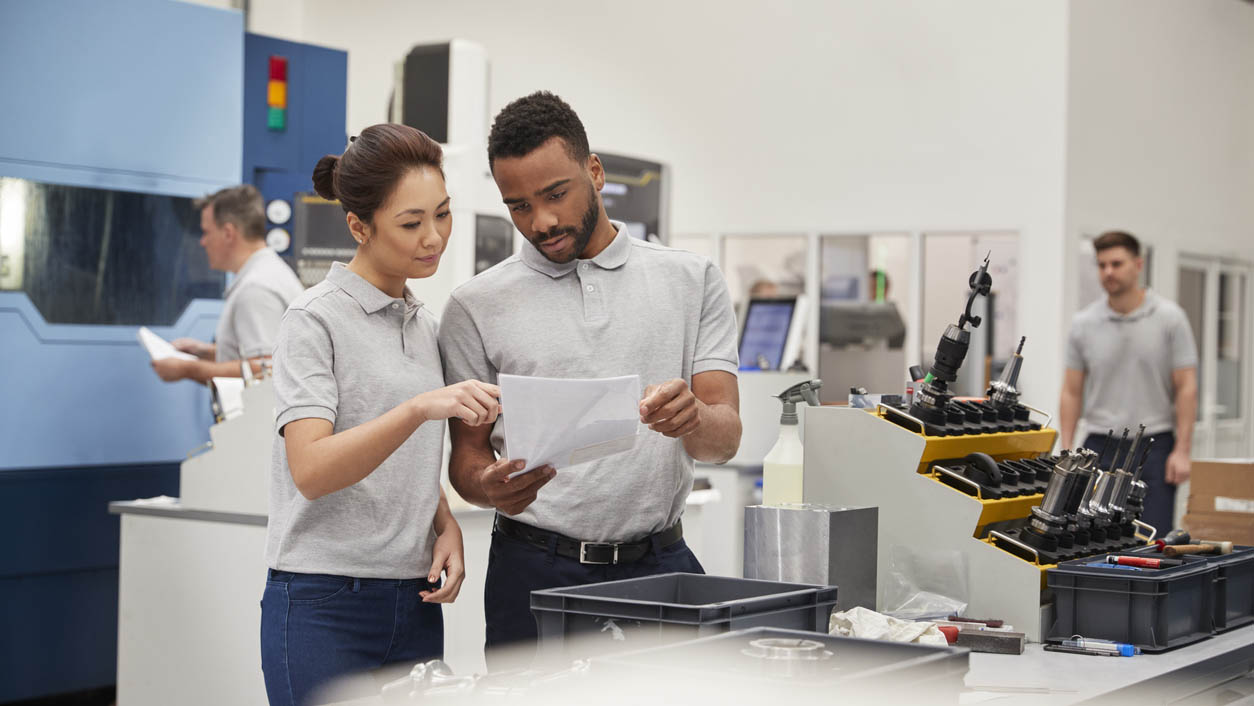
[[1128, 544, 1254, 632], [1047, 555, 1217, 652], [592, 627, 969, 701], [1202, 545, 1254, 632], [531, 573, 837, 658]]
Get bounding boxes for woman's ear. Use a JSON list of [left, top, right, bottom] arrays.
[[346, 212, 370, 246]]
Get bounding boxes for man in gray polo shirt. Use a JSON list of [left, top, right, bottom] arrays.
[[152, 184, 304, 384], [438, 91, 742, 662], [1060, 230, 1198, 533]]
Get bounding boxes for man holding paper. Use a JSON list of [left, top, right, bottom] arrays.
[[438, 91, 742, 663], [150, 185, 304, 384]]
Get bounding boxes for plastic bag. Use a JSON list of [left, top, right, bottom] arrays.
[[880, 544, 969, 621]]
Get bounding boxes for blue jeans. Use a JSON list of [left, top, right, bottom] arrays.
[[260, 570, 443, 706], [1083, 431, 1177, 535], [483, 523, 704, 671]]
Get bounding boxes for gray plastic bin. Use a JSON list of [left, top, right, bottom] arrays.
[[592, 627, 969, 702], [1210, 545, 1254, 631], [1047, 555, 1217, 652], [531, 573, 837, 657]]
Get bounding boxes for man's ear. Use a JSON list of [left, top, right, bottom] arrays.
[[587, 153, 606, 192]]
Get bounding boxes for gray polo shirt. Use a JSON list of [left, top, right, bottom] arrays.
[[1065, 289, 1197, 435], [215, 247, 305, 361], [266, 263, 445, 579], [438, 221, 739, 543]]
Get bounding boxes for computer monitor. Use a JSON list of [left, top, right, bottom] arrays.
[[738, 297, 804, 371]]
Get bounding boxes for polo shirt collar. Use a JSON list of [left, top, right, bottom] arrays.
[[327, 262, 418, 315], [519, 220, 633, 278], [224, 247, 269, 298], [1104, 288, 1159, 322]]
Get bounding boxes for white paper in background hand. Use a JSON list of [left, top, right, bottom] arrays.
[[137, 326, 197, 361], [499, 374, 641, 478], [211, 377, 246, 420]]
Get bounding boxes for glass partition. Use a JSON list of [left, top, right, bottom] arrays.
[[0, 177, 222, 325]]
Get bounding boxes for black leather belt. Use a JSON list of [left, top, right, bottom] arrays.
[[494, 514, 683, 565]]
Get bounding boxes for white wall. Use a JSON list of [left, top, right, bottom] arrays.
[[1066, 0, 1254, 305], [1065, 0, 1254, 460], [248, 0, 1072, 409]]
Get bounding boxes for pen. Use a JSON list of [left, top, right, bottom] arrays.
[[1058, 637, 1140, 656], [1044, 644, 1125, 657]]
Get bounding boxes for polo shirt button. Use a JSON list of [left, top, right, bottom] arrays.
[[581, 263, 590, 270], [391, 303, 399, 310], [585, 284, 595, 292]]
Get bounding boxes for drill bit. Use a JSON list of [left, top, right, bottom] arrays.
[[1119, 425, 1146, 474]]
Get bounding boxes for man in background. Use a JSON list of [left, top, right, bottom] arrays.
[[152, 185, 304, 383], [1059, 230, 1198, 533]]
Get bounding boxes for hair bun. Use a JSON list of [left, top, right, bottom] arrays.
[[312, 155, 339, 201]]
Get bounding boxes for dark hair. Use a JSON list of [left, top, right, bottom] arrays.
[[312, 123, 444, 225], [1093, 230, 1141, 257], [487, 91, 590, 168], [194, 184, 265, 241]]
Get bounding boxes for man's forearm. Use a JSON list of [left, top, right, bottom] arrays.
[[1175, 386, 1197, 454], [449, 436, 496, 507], [188, 358, 262, 384], [1058, 391, 1079, 449], [682, 402, 741, 464]]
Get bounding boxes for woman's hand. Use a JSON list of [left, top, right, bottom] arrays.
[[414, 380, 501, 427], [420, 521, 465, 603]]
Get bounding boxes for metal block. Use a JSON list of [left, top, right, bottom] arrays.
[[743, 504, 877, 611]]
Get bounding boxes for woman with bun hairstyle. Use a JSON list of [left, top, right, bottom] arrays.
[[260, 123, 499, 706]]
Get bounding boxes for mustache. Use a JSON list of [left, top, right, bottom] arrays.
[[535, 228, 575, 244]]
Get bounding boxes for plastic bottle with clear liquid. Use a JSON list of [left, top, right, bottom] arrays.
[[761, 379, 820, 506]]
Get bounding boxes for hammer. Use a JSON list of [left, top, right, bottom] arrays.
[[1153, 529, 1190, 551], [1164, 541, 1233, 557]]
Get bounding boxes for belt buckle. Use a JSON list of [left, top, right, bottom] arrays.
[[579, 541, 619, 565]]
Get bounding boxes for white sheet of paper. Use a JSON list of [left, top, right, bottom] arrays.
[[211, 377, 246, 420], [499, 374, 641, 478], [137, 326, 197, 361]]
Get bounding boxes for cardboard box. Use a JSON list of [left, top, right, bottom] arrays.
[[1183, 460, 1254, 546], [1187, 460, 1254, 515], [1182, 511, 1254, 547]]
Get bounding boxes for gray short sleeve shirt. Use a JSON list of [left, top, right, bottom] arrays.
[[438, 222, 739, 542], [266, 263, 445, 578], [215, 247, 306, 361], [1065, 289, 1198, 435]]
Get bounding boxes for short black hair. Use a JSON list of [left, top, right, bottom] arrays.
[[1093, 230, 1141, 257], [488, 91, 591, 168]]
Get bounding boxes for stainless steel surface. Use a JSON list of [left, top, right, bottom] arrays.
[[108, 499, 267, 527], [743, 504, 877, 611]]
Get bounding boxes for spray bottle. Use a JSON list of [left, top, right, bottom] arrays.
[[763, 379, 822, 506]]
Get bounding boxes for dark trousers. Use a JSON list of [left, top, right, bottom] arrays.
[[483, 524, 704, 671], [260, 570, 443, 706], [1083, 431, 1177, 535]]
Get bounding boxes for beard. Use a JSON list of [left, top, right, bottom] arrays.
[[533, 184, 601, 264]]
